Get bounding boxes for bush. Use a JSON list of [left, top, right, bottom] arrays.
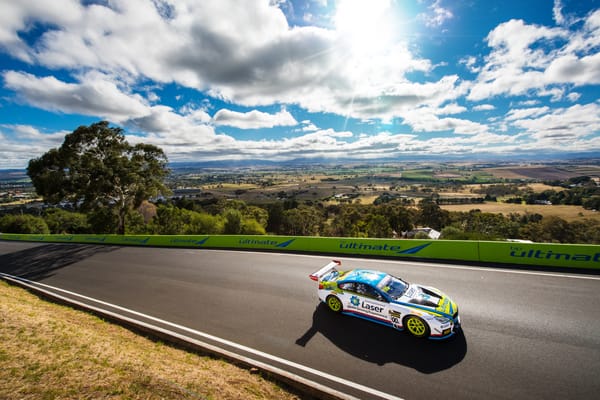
[[241, 219, 266, 235], [187, 212, 224, 234], [44, 208, 90, 234], [0, 214, 49, 234]]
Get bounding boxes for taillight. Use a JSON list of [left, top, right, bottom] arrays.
[[309, 274, 318, 281], [318, 283, 324, 290]]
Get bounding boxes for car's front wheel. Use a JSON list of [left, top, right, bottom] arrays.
[[326, 295, 343, 313], [403, 315, 430, 338]]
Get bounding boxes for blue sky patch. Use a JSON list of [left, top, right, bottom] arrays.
[[0, 0, 598, 168]]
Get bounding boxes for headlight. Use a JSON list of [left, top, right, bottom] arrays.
[[434, 316, 451, 324]]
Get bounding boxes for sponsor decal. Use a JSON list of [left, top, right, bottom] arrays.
[[84, 236, 106, 242], [349, 295, 384, 314], [170, 237, 209, 246], [338, 241, 431, 255], [509, 246, 600, 263], [238, 238, 295, 248], [121, 236, 150, 245], [275, 239, 295, 248]]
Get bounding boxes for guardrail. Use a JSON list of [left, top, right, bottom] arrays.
[[1, 233, 599, 270]]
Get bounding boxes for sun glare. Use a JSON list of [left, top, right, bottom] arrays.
[[334, 0, 396, 56]]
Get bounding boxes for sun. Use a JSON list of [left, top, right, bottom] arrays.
[[333, 0, 396, 56]]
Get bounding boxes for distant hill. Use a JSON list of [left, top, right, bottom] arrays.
[[3, 153, 599, 178], [0, 169, 29, 181]]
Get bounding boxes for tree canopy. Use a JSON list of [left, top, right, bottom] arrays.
[[27, 121, 171, 234]]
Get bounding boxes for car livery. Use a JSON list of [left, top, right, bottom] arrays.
[[309, 260, 460, 339]]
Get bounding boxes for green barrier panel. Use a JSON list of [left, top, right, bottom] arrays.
[[0, 233, 479, 261], [2, 233, 599, 269], [478, 241, 600, 270], [179, 235, 481, 262]]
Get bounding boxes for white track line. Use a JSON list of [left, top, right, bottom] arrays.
[[0, 272, 404, 400]]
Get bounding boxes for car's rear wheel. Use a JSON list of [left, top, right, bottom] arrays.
[[326, 295, 343, 313], [404, 315, 430, 338]]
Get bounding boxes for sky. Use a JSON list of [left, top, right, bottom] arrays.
[[0, 0, 599, 169]]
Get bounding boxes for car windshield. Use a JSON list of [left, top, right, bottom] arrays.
[[378, 275, 409, 300]]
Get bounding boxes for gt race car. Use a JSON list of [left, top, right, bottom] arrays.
[[309, 260, 460, 339]]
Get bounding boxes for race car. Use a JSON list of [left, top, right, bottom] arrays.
[[309, 260, 460, 339]]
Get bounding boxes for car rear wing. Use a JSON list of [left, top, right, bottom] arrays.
[[309, 260, 341, 282]]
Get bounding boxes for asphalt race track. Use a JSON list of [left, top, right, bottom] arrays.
[[1, 241, 600, 400]]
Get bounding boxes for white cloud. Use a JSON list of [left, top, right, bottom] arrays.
[[3, 70, 150, 122], [511, 103, 600, 143], [435, 103, 467, 115], [516, 99, 541, 107], [0, 0, 461, 123], [553, 0, 566, 26], [300, 121, 319, 132], [0, 125, 70, 168], [401, 106, 488, 135], [505, 106, 550, 121], [473, 104, 495, 111], [0, 0, 84, 63], [212, 108, 298, 129], [419, 0, 453, 28], [545, 53, 600, 85], [468, 19, 567, 101], [460, 56, 480, 73], [469, 9, 600, 102]]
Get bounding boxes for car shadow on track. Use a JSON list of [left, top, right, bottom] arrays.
[[295, 303, 467, 374], [0, 243, 117, 281]]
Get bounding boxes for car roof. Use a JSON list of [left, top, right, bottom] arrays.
[[340, 269, 388, 286]]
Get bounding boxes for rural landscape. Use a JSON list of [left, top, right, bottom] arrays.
[[2, 157, 599, 244]]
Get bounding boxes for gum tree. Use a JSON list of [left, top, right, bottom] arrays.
[[27, 121, 171, 234]]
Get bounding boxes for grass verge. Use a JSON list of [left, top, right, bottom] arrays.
[[0, 280, 302, 400]]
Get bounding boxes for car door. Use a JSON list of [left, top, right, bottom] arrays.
[[339, 281, 391, 323]]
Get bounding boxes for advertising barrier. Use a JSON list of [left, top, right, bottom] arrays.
[[1, 233, 598, 270], [478, 241, 600, 269]]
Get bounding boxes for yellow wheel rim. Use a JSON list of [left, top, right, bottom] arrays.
[[327, 296, 342, 312], [406, 317, 426, 336]]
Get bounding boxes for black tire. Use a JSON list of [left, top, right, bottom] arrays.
[[326, 295, 343, 313]]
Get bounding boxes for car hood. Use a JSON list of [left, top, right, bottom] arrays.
[[401, 284, 457, 318]]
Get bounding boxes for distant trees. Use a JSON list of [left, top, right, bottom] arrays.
[[326, 202, 415, 237], [0, 214, 49, 234], [282, 205, 325, 236], [417, 199, 449, 231], [444, 209, 520, 240], [126, 203, 266, 235], [27, 121, 171, 234], [2, 195, 600, 244], [472, 181, 600, 208]]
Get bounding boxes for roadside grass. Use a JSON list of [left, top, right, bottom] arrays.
[[0, 280, 302, 400]]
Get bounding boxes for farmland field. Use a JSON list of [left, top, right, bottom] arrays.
[[483, 165, 600, 180], [440, 202, 600, 222]]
